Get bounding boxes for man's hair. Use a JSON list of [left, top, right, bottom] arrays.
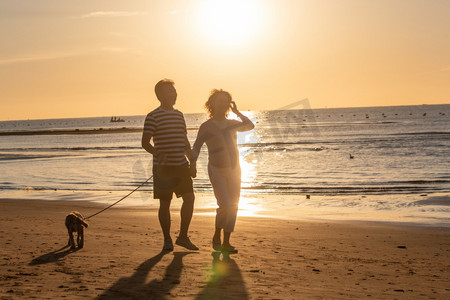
[[154, 79, 175, 101], [205, 89, 232, 118]]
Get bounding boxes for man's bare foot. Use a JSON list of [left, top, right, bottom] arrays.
[[175, 236, 199, 250]]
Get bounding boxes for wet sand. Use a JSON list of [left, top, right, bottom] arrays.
[[0, 199, 449, 299]]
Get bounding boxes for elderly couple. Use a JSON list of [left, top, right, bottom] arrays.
[[141, 79, 254, 254]]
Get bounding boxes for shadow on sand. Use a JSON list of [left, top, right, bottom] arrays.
[[196, 252, 248, 299], [29, 245, 81, 266], [96, 250, 196, 299]]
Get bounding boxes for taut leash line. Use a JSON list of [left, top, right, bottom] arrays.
[[85, 176, 153, 220]]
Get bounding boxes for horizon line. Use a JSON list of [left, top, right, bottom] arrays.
[[1, 103, 449, 122]]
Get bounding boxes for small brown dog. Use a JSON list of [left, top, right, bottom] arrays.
[[65, 211, 88, 249]]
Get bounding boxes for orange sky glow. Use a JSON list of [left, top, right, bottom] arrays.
[[0, 0, 449, 120]]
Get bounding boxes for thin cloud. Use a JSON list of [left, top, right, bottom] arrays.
[[0, 52, 83, 65], [0, 48, 135, 65], [79, 11, 148, 18], [102, 47, 140, 54], [441, 67, 450, 72]]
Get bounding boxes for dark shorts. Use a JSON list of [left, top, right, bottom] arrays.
[[153, 164, 194, 200]]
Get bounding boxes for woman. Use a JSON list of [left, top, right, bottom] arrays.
[[192, 89, 254, 253]]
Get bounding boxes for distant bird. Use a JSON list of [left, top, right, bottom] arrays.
[[349, 154, 354, 159]]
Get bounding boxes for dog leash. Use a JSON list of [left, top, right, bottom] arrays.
[[85, 176, 153, 220]]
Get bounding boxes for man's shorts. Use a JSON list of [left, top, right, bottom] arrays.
[[153, 163, 194, 200]]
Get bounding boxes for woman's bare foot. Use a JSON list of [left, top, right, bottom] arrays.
[[221, 244, 238, 254]]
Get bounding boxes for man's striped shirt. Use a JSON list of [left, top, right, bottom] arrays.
[[143, 106, 188, 166]]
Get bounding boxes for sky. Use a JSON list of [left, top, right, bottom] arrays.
[[0, 0, 449, 120]]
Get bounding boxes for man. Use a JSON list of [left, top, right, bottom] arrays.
[[141, 79, 198, 251]]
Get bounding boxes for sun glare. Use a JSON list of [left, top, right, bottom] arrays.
[[196, 0, 265, 46]]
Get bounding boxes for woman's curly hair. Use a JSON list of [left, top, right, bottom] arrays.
[[205, 89, 232, 118]]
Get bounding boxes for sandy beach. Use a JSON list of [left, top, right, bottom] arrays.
[[0, 198, 449, 299]]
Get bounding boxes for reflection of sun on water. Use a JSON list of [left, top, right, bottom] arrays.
[[238, 155, 259, 216], [238, 145, 264, 216], [235, 110, 263, 216], [238, 166, 268, 216], [239, 150, 257, 190]]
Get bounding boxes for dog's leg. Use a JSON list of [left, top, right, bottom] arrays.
[[78, 227, 84, 248], [68, 229, 76, 249]]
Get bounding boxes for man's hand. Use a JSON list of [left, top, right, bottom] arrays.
[[189, 164, 197, 178]]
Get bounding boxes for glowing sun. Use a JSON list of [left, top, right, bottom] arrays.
[[196, 0, 265, 46]]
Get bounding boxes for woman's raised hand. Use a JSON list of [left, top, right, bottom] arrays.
[[230, 101, 239, 114]]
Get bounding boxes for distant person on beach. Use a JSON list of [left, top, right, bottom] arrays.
[[192, 89, 254, 253], [141, 79, 198, 251]]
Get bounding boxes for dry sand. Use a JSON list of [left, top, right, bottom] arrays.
[[0, 199, 449, 299]]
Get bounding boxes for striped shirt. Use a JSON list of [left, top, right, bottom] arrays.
[[143, 106, 188, 166]]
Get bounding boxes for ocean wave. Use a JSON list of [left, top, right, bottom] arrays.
[[23, 186, 48, 191], [3, 133, 444, 153], [0, 146, 141, 152], [250, 146, 327, 152], [404, 180, 450, 184], [0, 142, 322, 153], [0, 148, 141, 161], [0, 153, 75, 161], [1, 181, 447, 196], [239, 186, 443, 195], [240, 141, 331, 147], [263, 121, 400, 127], [389, 131, 450, 136], [0, 126, 200, 136]]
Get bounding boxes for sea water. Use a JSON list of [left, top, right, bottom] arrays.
[[0, 104, 449, 225]]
